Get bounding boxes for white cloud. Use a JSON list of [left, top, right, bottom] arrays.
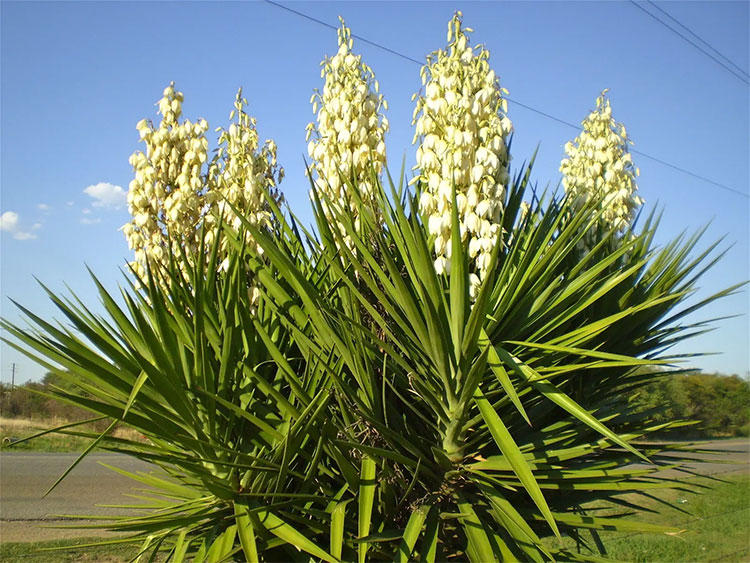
[[13, 231, 37, 240], [80, 217, 102, 225], [1, 211, 19, 232], [83, 182, 127, 209], [82, 208, 92, 215], [37, 203, 51, 211], [66, 201, 74, 207], [32, 223, 42, 230], [1, 211, 37, 240]]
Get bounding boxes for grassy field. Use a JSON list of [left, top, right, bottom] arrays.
[[602, 471, 749, 562], [2, 471, 747, 562], [0, 417, 146, 452], [543, 470, 750, 562], [0, 537, 160, 563]]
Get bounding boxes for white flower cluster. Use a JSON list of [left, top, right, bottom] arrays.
[[306, 18, 389, 251], [411, 12, 513, 299], [206, 89, 284, 262], [123, 83, 209, 279], [123, 84, 283, 289], [560, 90, 643, 240]]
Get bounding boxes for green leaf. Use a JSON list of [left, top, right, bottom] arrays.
[[477, 482, 550, 563], [358, 455, 377, 563], [172, 530, 190, 563], [473, 388, 560, 538], [496, 346, 650, 463], [449, 184, 468, 366], [542, 511, 681, 533], [43, 369, 149, 498], [418, 505, 440, 563], [330, 500, 349, 560], [398, 505, 430, 562], [255, 506, 337, 563], [235, 500, 259, 563], [206, 524, 237, 562], [479, 329, 530, 425], [456, 493, 496, 562]]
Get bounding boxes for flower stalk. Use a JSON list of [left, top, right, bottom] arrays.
[[207, 88, 284, 269], [123, 84, 283, 289]]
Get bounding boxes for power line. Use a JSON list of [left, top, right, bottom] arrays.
[[503, 102, 750, 200], [502, 97, 581, 131], [264, 0, 749, 200], [630, 1, 749, 85], [629, 151, 749, 199], [646, 1, 749, 79], [264, 0, 423, 67]]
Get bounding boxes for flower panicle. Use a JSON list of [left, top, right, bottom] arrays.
[[124, 82, 209, 279], [123, 83, 283, 289], [412, 11, 512, 299], [560, 89, 643, 245], [306, 17, 389, 252], [207, 88, 284, 260]]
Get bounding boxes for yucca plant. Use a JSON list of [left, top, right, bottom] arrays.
[[2, 11, 742, 562], [3, 156, 738, 561], [238, 158, 739, 561]]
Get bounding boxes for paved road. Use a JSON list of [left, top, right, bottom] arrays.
[[1, 440, 747, 543], [0, 452, 157, 542], [646, 438, 749, 479]]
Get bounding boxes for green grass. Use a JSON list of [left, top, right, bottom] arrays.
[[604, 471, 750, 562], [0, 417, 147, 452], [0, 538, 151, 562], [1, 433, 96, 452], [544, 471, 750, 562]]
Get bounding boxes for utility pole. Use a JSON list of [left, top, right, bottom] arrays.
[[11, 363, 15, 389]]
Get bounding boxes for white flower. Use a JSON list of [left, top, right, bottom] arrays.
[[206, 88, 284, 264], [307, 18, 389, 252], [123, 84, 283, 307], [122, 83, 208, 278], [560, 89, 642, 248], [413, 12, 511, 296], [428, 214, 443, 235], [434, 256, 449, 275], [468, 273, 481, 300]]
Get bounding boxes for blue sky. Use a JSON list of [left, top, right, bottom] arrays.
[[1, 1, 748, 383]]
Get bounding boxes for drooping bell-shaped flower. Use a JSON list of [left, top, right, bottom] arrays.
[[206, 88, 284, 263], [123, 83, 209, 279], [412, 11, 513, 299], [560, 89, 643, 244], [306, 17, 389, 251]]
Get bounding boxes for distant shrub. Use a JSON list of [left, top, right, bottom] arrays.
[[0, 373, 106, 429], [634, 372, 750, 437], [0, 382, 47, 419]]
